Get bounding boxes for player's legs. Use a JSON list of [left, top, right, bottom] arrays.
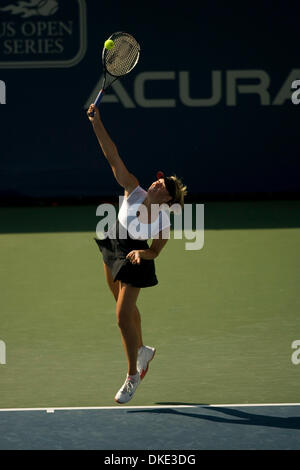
[[134, 305, 143, 349], [103, 262, 143, 348], [103, 261, 120, 301], [116, 282, 141, 376]]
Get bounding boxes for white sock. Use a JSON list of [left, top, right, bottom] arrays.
[[128, 372, 139, 380]]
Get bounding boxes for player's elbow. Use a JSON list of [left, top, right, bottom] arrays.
[[150, 247, 159, 259], [103, 145, 119, 162], [150, 238, 168, 258]]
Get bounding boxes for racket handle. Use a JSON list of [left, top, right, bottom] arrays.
[[88, 89, 104, 117], [94, 89, 104, 107]]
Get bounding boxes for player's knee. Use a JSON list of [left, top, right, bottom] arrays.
[[116, 308, 126, 330], [116, 306, 132, 331]]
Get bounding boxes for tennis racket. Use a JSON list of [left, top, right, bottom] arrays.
[[89, 32, 140, 115]]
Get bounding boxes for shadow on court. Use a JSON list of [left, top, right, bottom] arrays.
[[0, 406, 299, 450], [128, 406, 300, 431]]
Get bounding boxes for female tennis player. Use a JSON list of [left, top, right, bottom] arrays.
[[87, 104, 187, 404]]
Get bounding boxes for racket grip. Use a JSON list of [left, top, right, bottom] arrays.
[[94, 89, 104, 107], [88, 89, 104, 117]]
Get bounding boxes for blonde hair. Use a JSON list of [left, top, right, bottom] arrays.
[[169, 175, 187, 209]]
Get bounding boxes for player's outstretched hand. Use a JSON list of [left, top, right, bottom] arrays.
[[87, 104, 101, 124]]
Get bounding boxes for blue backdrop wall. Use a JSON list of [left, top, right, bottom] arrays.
[[0, 1, 299, 200]]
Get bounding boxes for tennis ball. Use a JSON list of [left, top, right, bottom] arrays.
[[104, 39, 114, 50]]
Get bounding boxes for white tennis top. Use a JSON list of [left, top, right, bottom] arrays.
[[117, 185, 171, 240]]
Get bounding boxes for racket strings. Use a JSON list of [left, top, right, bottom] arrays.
[[104, 34, 140, 77]]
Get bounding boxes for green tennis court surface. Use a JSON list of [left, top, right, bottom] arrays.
[[0, 201, 299, 414]]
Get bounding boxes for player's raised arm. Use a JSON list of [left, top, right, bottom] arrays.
[[87, 104, 138, 192]]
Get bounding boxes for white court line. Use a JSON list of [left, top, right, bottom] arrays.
[[207, 403, 300, 407], [0, 405, 197, 413], [0, 403, 299, 413]]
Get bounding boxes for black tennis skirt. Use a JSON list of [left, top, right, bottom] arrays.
[[94, 221, 158, 288]]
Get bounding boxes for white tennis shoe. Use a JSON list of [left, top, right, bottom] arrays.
[[114, 372, 140, 404], [137, 345, 156, 379]]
